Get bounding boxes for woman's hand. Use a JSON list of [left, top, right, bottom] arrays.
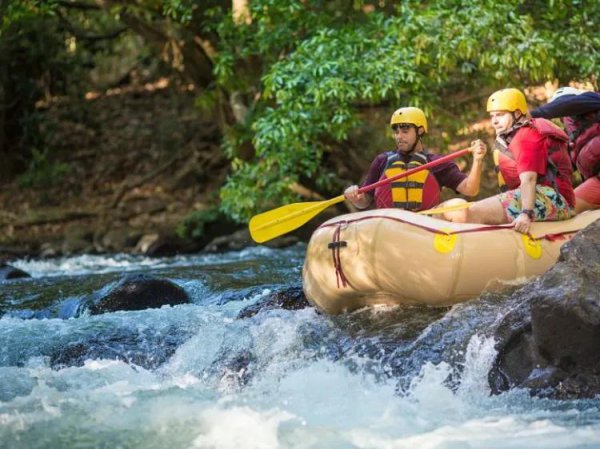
[[513, 212, 532, 234]]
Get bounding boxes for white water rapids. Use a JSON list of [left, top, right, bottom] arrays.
[[1, 249, 599, 449]]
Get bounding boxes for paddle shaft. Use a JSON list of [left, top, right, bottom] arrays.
[[417, 201, 472, 215], [259, 148, 470, 228], [249, 147, 471, 242]]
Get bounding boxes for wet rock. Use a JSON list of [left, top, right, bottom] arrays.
[[489, 219, 600, 399], [86, 274, 190, 314], [237, 286, 311, 319], [49, 328, 183, 370], [203, 229, 252, 253], [213, 350, 256, 389], [132, 231, 199, 256], [0, 263, 31, 280]]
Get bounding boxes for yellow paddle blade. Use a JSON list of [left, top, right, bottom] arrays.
[[249, 195, 345, 243], [417, 202, 472, 215]]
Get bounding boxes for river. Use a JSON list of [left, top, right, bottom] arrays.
[[1, 245, 599, 448]]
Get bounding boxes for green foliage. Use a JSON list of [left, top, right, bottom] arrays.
[[1, 0, 58, 33], [162, 0, 194, 23], [3, 0, 599, 226], [217, 0, 600, 221], [17, 148, 71, 188]]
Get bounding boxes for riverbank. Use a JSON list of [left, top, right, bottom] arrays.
[[0, 78, 343, 261], [0, 79, 236, 260]]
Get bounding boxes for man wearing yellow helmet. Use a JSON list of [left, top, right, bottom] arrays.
[[444, 88, 575, 234], [344, 106, 486, 212]]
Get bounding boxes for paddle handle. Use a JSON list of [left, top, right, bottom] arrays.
[[356, 148, 470, 194]]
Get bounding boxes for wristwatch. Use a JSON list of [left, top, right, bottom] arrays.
[[520, 208, 535, 220]]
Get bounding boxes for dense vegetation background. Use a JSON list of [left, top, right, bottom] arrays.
[[1, 0, 599, 252]]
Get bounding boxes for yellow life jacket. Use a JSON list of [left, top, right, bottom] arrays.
[[492, 149, 508, 192], [377, 151, 437, 210]]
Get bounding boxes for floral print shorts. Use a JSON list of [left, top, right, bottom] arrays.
[[498, 185, 574, 221]]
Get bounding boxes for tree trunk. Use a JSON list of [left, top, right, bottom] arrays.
[[118, 12, 214, 89], [232, 0, 251, 24]]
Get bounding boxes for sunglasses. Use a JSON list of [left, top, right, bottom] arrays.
[[391, 123, 415, 132]]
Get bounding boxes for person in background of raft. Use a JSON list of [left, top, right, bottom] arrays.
[[531, 87, 600, 214], [344, 107, 487, 211], [444, 88, 575, 234]]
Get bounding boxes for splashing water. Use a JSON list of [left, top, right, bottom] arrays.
[[1, 247, 600, 449]]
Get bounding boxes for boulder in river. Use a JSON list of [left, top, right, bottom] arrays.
[[237, 286, 311, 319], [489, 218, 600, 399], [86, 274, 190, 315], [0, 263, 31, 280]]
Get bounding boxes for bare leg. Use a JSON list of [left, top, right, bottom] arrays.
[[574, 178, 600, 214], [575, 197, 600, 214], [444, 195, 509, 224], [439, 198, 469, 223]]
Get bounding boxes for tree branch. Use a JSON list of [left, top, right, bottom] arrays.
[[56, 1, 101, 11]]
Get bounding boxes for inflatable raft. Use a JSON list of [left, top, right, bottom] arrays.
[[303, 209, 600, 314]]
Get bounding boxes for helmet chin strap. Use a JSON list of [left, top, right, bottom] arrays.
[[511, 111, 524, 124], [404, 125, 422, 154]]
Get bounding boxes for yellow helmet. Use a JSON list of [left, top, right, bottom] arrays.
[[390, 107, 428, 133], [487, 88, 528, 114]]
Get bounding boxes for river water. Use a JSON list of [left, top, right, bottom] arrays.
[[1, 245, 599, 449]]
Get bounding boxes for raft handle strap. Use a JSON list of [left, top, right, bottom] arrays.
[[330, 223, 351, 288]]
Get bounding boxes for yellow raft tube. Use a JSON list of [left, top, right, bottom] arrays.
[[303, 209, 600, 314]]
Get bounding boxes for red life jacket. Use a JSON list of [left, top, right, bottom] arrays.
[[374, 151, 441, 211], [566, 113, 600, 180], [493, 118, 574, 205]]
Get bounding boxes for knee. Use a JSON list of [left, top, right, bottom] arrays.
[[441, 198, 469, 223], [574, 198, 599, 214], [444, 210, 469, 223]]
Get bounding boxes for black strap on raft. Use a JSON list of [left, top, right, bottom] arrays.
[[328, 222, 352, 289]]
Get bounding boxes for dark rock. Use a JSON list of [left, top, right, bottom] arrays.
[[87, 274, 190, 314], [213, 350, 256, 388], [0, 263, 31, 280], [489, 219, 600, 399], [237, 286, 311, 319], [100, 228, 143, 253], [49, 328, 184, 370], [203, 229, 252, 253], [133, 232, 199, 256]]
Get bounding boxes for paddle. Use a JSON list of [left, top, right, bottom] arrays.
[[249, 148, 470, 243], [417, 202, 472, 215]]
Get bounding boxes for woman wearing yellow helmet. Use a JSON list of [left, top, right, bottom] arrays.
[[344, 106, 486, 212], [444, 88, 575, 234]]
